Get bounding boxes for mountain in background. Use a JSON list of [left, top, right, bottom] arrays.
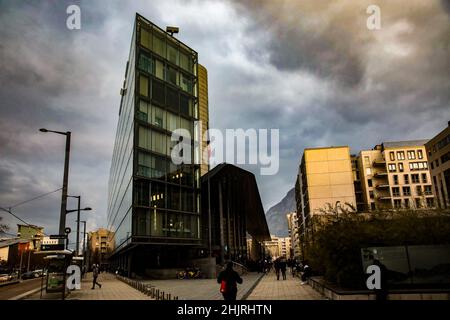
[[265, 187, 296, 237]]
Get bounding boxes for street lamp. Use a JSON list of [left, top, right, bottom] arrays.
[[77, 220, 87, 274], [39, 128, 71, 240], [66, 195, 91, 255]]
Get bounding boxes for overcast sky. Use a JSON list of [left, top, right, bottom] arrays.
[[0, 0, 449, 242]]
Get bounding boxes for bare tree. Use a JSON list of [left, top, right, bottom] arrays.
[[0, 216, 9, 233]]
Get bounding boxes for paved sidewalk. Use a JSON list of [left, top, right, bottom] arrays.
[[246, 271, 324, 300], [140, 272, 263, 300], [26, 272, 153, 300]]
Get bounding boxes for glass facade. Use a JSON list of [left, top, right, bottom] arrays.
[[108, 15, 201, 258]]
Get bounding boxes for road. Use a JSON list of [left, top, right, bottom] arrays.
[[0, 277, 43, 300]]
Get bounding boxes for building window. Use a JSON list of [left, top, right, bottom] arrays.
[[368, 179, 373, 187], [180, 94, 193, 117], [166, 65, 179, 86], [167, 43, 178, 65], [140, 28, 151, 49], [394, 199, 402, 209], [393, 175, 399, 185], [421, 173, 427, 183], [415, 198, 421, 208], [403, 186, 411, 196], [388, 164, 396, 172], [407, 150, 416, 160], [166, 87, 179, 112], [397, 151, 405, 160], [153, 33, 165, 57], [398, 163, 404, 172], [411, 174, 420, 183], [404, 199, 410, 208], [137, 152, 166, 180], [424, 185, 432, 195], [416, 185, 422, 196], [389, 152, 395, 161], [152, 80, 165, 106], [404, 174, 409, 184], [139, 54, 153, 74], [409, 162, 428, 171], [369, 191, 374, 199], [417, 150, 423, 159], [179, 50, 192, 72], [139, 75, 149, 97], [180, 73, 193, 94], [366, 168, 372, 175], [167, 111, 179, 132], [364, 156, 370, 165], [392, 187, 400, 197], [426, 198, 434, 208], [436, 159, 439, 167], [154, 59, 165, 80], [370, 203, 376, 210], [151, 105, 166, 128]]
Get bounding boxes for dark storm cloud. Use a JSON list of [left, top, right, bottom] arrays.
[[0, 0, 449, 232]]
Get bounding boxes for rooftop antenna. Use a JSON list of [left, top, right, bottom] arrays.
[[166, 26, 179, 36]]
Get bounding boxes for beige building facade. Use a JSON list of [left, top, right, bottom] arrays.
[[286, 212, 301, 259], [87, 228, 115, 268], [425, 122, 450, 209], [359, 140, 435, 211]]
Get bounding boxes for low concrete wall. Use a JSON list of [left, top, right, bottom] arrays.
[[308, 277, 450, 300], [144, 258, 217, 279]]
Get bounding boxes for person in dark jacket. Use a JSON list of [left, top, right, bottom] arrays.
[[279, 258, 287, 280], [274, 258, 281, 280], [217, 262, 243, 301], [91, 264, 102, 289]]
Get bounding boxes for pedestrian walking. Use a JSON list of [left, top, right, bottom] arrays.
[[217, 262, 243, 301], [280, 257, 287, 280], [274, 258, 281, 280], [91, 264, 102, 289]]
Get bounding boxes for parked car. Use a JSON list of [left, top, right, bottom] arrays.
[[0, 271, 18, 282], [21, 269, 45, 279]]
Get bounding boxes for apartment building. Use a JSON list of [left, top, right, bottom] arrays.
[[286, 212, 301, 259], [359, 140, 435, 211], [425, 122, 450, 208]]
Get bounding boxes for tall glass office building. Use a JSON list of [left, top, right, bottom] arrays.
[[107, 14, 205, 275]]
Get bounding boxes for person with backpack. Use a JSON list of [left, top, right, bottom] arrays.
[[217, 262, 243, 301]]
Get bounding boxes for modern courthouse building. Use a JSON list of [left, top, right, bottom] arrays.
[[107, 14, 206, 275], [425, 122, 450, 208]]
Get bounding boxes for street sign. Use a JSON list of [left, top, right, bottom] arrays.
[[50, 234, 67, 240], [41, 244, 65, 251]]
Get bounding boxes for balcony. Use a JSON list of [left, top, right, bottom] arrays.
[[375, 184, 390, 189], [374, 171, 388, 178], [372, 159, 386, 167], [377, 195, 392, 200]]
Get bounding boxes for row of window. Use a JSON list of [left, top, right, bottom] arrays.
[[391, 185, 432, 197], [138, 101, 194, 136], [134, 180, 199, 213], [387, 162, 428, 172], [139, 26, 195, 74], [139, 54, 194, 94], [367, 173, 428, 187], [430, 151, 450, 170], [139, 75, 195, 118], [133, 208, 199, 239], [389, 150, 423, 161], [137, 150, 200, 187], [392, 198, 435, 209]]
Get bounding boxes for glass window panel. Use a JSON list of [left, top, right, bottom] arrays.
[[151, 130, 167, 155], [150, 182, 165, 209], [138, 54, 152, 74], [180, 95, 193, 117], [150, 209, 164, 236], [180, 117, 193, 138], [140, 28, 151, 49], [154, 59, 164, 80], [166, 66, 178, 86], [167, 185, 180, 210], [167, 43, 178, 65], [180, 73, 193, 94], [152, 33, 165, 57], [152, 80, 165, 105], [138, 100, 149, 122], [167, 111, 179, 132], [151, 105, 166, 129], [139, 75, 149, 97], [134, 180, 149, 206], [133, 208, 150, 236], [166, 87, 179, 111], [181, 189, 194, 213], [138, 126, 151, 150], [180, 166, 193, 187], [179, 51, 192, 72]]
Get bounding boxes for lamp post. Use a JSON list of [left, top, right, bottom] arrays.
[[77, 220, 87, 275], [39, 128, 71, 241], [66, 202, 91, 255]]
